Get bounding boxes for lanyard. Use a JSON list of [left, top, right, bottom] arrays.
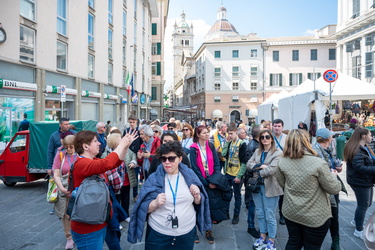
[[218, 134, 225, 147], [167, 173, 180, 214], [183, 138, 191, 148], [365, 146, 375, 160], [274, 135, 283, 150]]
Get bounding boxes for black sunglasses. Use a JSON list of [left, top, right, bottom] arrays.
[[182, 129, 189, 131], [160, 156, 178, 163], [154, 130, 159, 133], [260, 135, 272, 140], [168, 127, 175, 130]]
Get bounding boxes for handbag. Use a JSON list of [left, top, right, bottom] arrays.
[[47, 177, 58, 203], [247, 174, 261, 193]]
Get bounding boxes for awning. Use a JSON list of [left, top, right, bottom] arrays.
[[212, 109, 223, 118]]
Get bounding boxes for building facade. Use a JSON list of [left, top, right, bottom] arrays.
[[0, 0, 158, 142], [335, 0, 375, 83]]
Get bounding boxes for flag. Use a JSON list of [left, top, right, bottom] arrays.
[[130, 73, 135, 97]]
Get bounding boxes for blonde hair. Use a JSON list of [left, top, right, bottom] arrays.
[[283, 129, 317, 159], [63, 135, 75, 146], [107, 133, 122, 149]]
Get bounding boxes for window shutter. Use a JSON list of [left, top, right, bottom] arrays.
[[157, 43, 161, 55], [365, 52, 374, 78], [279, 74, 282, 86], [152, 23, 157, 35], [156, 62, 161, 75], [299, 73, 303, 84], [270, 74, 273, 86], [289, 73, 292, 86], [308, 73, 311, 80]]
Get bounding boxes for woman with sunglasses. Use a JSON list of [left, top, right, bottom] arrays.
[[128, 141, 211, 249], [151, 125, 162, 138], [276, 129, 340, 250], [247, 129, 283, 250], [148, 132, 190, 176], [52, 132, 77, 249], [181, 123, 194, 155], [190, 125, 229, 244]]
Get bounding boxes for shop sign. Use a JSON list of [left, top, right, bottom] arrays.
[[140, 94, 146, 104], [45, 85, 77, 95], [131, 94, 138, 104], [0, 79, 37, 91], [81, 90, 101, 98], [103, 94, 118, 100]]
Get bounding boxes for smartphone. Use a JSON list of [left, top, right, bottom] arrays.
[[142, 148, 147, 153]]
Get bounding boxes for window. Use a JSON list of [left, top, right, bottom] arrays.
[[142, 6, 145, 28], [250, 80, 257, 90], [152, 62, 161, 75], [152, 23, 157, 35], [133, 22, 137, 44], [108, 0, 113, 24], [20, 0, 35, 21], [310, 49, 317, 61], [214, 67, 221, 77], [232, 50, 239, 58], [185, 40, 189, 46], [133, 0, 137, 19], [20, 25, 35, 63], [108, 63, 113, 83], [292, 50, 299, 61], [251, 66, 258, 76], [57, 41, 67, 71], [214, 82, 221, 91], [123, 0, 127, 7], [307, 72, 321, 81], [232, 81, 239, 90], [269, 73, 282, 86], [251, 49, 257, 57], [232, 66, 239, 77], [289, 73, 303, 86], [273, 51, 279, 61], [10, 135, 27, 153], [88, 13, 94, 49], [108, 29, 113, 59], [366, 34, 375, 46], [352, 0, 360, 18], [123, 10, 127, 36], [133, 47, 137, 69], [329, 49, 336, 60], [214, 51, 221, 58], [151, 86, 157, 100], [122, 39, 126, 65], [214, 96, 221, 102], [88, 0, 95, 8], [151, 43, 160, 55], [232, 95, 239, 102], [365, 52, 374, 78], [88, 54, 94, 78], [57, 0, 67, 36], [352, 56, 362, 79]]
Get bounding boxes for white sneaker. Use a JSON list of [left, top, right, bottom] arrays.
[[126, 217, 130, 222], [119, 225, 123, 230], [354, 229, 363, 239], [351, 220, 356, 227]]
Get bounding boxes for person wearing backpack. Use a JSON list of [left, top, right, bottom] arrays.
[[70, 130, 137, 250]]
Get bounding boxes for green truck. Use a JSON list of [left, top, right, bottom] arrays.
[[0, 120, 96, 186]]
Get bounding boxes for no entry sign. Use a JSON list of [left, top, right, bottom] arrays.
[[323, 69, 338, 83]]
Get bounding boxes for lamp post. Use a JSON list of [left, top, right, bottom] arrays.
[[261, 42, 269, 102]]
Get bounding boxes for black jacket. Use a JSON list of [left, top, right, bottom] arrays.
[[205, 172, 232, 223], [123, 127, 143, 153], [347, 145, 375, 188]]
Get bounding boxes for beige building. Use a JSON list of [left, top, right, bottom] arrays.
[[0, 0, 158, 141]]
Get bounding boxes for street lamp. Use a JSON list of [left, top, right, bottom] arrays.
[[261, 42, 269, 102]]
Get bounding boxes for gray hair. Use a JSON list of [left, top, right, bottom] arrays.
[[151, 125, 162, 134], [96, 122, 105, 129], [139, 124, 154, 137], [216, 121, 224, 129], [237, 127, 246, 135]]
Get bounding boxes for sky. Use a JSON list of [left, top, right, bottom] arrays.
[[163, 0, 338, 90]]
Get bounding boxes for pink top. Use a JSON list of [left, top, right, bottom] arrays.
[[52, 148, 78, 175]]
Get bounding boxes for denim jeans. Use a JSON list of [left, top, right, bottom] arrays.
[[225, 174, 242, 216], [247, 198, 256, 228], [330, 194, 340, 237], [132, 166, 140, 198], [71, 226, 106, 250], [351, 185, 373, 231], [105, 228, 121, 250], [252, 185, 279, 239], [285, 218, 330, 250], [145, 224, 196, 250]]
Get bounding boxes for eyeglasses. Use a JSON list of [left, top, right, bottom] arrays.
[[168, 127, 175, 130], [65, 145, 74, 149], [182, 129, 189, 131], [260, 135, 272, 140], [160, 156, 178, 163]]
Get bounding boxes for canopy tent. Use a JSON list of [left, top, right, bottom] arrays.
[[257, 90, 290, 122], [277, 74, 375, 131]]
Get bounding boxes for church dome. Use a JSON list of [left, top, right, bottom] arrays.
[[205, 5, 239, 40], [207, 20, 238, 34]]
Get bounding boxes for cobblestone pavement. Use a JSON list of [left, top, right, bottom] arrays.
[[0, 164, 372, 250]]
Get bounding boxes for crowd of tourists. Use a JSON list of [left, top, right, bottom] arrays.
[[46, 116, 375, 250]]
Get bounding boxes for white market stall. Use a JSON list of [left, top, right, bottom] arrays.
[[277, 74, 375, 131], [257, 90, 289, 122]]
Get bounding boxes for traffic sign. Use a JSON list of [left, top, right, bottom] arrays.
[[61, 85, 66, 102], [323, 69, 338, 83]]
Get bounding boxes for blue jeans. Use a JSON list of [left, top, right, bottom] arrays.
[[252, 185, 279, 239], [247, 199, 256, 228], [225, 174, 242, 216], [71, 226, 106, 250], [105, 227, 121, 250], [351, 185, 373, 231]]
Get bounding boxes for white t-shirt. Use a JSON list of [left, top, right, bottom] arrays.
[[148, 173, 196, 236], [181, 138, 193, 149]]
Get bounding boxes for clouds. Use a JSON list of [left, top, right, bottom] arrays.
[[164, 18, 211, 91]]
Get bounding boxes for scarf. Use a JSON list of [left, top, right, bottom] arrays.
[[191, 141, 214, 178], [142, 137, 154, 172]]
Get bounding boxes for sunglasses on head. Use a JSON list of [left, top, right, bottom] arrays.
[[160, 156, 178, 163], [260, 135, 272, 140]]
